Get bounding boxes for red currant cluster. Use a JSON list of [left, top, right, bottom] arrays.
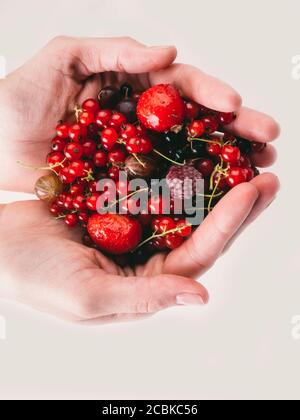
[[33, 83, 265, 265]]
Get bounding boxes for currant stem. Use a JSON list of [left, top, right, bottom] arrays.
[[132, 153, 146, 168], [188, 137, 221, 145], [108, 187, 149, 209], [153, 148, 185, 166], [134, 224, 191, 252], [207, 177, 220, 213], [17, 159, 66, 173]]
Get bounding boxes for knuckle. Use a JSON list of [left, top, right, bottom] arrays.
[[50, 35, 70, 45], [120, 36, 135, 44]]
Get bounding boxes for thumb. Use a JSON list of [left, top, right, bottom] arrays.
[[44, 36, 177, 78], [83, 273, 209, 318]]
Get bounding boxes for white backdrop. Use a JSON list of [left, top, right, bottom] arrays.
[[0, 0, 299, 400]]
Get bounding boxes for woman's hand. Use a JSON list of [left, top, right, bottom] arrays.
[[0, 36, 278, 193], [0, 176, 275, 324], [0, 37, 280, 323]]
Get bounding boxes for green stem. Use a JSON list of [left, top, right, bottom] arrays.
[[108, 187, 149, 209], [207, 177, 220, 213], [153, 148, 185, 166], [134, 224, 191, 252], [188, 137, 221, 145]]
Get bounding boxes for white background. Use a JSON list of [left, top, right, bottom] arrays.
[[0, 0, 299, 400]]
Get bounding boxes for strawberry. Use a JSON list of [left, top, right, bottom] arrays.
[[137, 84, 185, 132], [87, 213, 142, 255]]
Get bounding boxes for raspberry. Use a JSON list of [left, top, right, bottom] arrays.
[[166, 164, 203, 199]]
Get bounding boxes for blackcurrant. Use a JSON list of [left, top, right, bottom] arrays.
[[187, 141, 206, 158], [120, 83, 133, 98], [97, 86, 121, 109], [115, 98, 137, 123], [236, 137, 251, 155]]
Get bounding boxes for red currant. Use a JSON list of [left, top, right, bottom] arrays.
[[64, 143, 83, 161], [184, 100, 200, 120], [49, 201, 61, 217], [165, 233, 184, 250], [96, 109, 113, 128], [69, 160, 85, 178], [148, 195, 167, 214], [136, 125, 148, 137], [51, 137, 67, 152], [108, 146, 127, 164], [126, 136, 153, 154], [47, 152, 66, 173], [120, 124, 137, 141], [226, 167, 247, 187], [86, 193, 100, 211], [109, 112, 127, 129], [93, 150, 108, 167], [79, 110, 95, 126], [206, 142, 221, 156], [156, 216, 176, 233], [221, 145, 240, 163], [78, 211, 89, 225], [187, 120, 205, 137], [56, 123, 69, 139], [68, 123, 87, 142], [73, 194, 87, 211], [176, 220, 192, 237], [101, 128, 118, 150], [151, 236, 167, 251], [63, 194, 74, 210], [82, 139, 97, 158], [115, 180, 128, 198], [251, 142, 267, 152], [57, 193, 67, 208], [65, 214, 78, 228], [212, 172, 227, 190], [69, 183, 84, 196], [243, 167, 254, 181], [239, 155, 251, 168], [218, 112, 235, 125], [108, 166, 120, 181], [196, 158, 215, 177], [82, 98, 100, 114], [202, 115, 219, 134], [82, 160, 94, 174]]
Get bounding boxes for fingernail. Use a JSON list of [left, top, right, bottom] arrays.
[[149, 45, 175, 50], [176, 293, 205, 306]]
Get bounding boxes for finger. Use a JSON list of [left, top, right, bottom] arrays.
[[149, 63, 242, 112], [71, 273, 209, 320], [250, 144, 277, 168], [226, 107, 280, 142], [79, 313, 154, 326], [163, 183, 259, 278], [223, 173, 280, 252], [46, 36, 177, 79]]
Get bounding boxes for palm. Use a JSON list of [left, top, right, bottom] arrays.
[[0, 70, 151, 192], [0, 37, 280, 322]]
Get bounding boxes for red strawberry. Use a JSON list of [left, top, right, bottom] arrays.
[[87, 214, 142, 255], [137, 84, 185, 132]]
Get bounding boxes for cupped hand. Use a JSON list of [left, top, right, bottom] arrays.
[[0, 170, 278, 324], [0, 36, 280, 322], [0, 36, 278, 192]]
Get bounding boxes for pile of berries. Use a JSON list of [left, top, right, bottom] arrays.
[[34, 83, 265, 265]]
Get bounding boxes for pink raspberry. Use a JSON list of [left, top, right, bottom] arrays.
[[166, 163, 203, 199]]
